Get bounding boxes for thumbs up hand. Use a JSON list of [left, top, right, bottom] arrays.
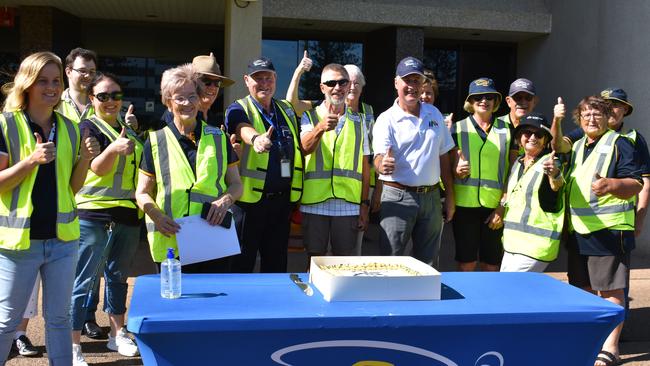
[[444, 112, 454, 130], [110, 126, 135, 156], [554, 97, 565, 121], [300, 50, 313, 73], [29, 132, 56, 165], [124, 104, 139, 131], [592, 172, 610, 196], [80, 128, 101, 161], [318, 104, 340, 133], [252, 125, 274, 153], [542, 151, 560, 177], [380, 146, 396, 175], [455, 149, 470, 179]]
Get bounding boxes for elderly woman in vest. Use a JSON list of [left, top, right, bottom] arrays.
[[70, 72, 143, 364], [451, 78, 518, 272], [0, 51, 99, 364], [500, 113, 564, 272], [564, 96, 641, 366], [136, 64, 242, 273]]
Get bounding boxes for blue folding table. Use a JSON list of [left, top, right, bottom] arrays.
[[127, 272, 623, 366]]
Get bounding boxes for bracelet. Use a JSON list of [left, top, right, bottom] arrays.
[[251, 134, 260, 145], [361, 199, 370, 206]]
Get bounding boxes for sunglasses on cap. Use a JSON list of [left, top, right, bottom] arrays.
[[520, 129, 546, 139], [469, 94, 497, 102], [201, 78, 222, 88], [94, 92, 124, 102], [322, 79, 349, 88]]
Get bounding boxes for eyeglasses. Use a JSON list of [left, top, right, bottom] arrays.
[[512, 93, 534, 102], [201, 78, 222, 88], [172, 94, 199, 105], [321, 79, 349, 88], [470, 94, 497, 102], [580, 113, 604, 120], [520, 129, 546, 139], [94, 91, 124, 102], [72, 68, 96, 77]]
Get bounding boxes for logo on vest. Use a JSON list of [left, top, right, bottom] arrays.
[[204, 126, 222, 135]]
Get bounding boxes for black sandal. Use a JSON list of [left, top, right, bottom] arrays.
[[595, 350, 621, 366]]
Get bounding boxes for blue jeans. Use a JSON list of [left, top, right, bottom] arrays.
[[0, 238, 78, 365], [379, 185, 442, 266], [70, 220, 139, 331]]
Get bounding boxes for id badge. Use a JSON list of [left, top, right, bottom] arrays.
[[281, 158, 291, 178]]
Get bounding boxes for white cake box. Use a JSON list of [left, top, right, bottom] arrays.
[[309, 256, 441, 302]]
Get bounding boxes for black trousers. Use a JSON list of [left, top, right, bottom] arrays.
[[231, 194, 293, 273]]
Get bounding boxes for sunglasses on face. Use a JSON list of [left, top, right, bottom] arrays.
[[201, 78, 222, 88], [94, 91, 124, 102], [520, 129, 546, 139], [512, 93, 534, 102], [470, 94, 497, 102], [322, 79, 349, 88]]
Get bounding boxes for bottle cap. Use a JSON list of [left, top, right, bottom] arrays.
[[167, 248, 175, 259]]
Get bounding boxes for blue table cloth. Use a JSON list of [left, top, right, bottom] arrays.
[[127, 272, 623, 366]]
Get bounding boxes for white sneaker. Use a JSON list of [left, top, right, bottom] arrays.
[[72, 344, 89, 366], [107, 328, 139, 357]]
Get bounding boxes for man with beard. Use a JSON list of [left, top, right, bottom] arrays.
[[300, 63, 371, 261]]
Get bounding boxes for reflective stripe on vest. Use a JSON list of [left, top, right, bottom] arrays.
[[301, 108, 363, 205], [568, 130, 635, 233], [0, 111, 79, 249], [76, 116, 143, 212], [145, 122, 228, 262], [236, 96, 303, 203], [503, 153, 564, 261], [454, 117, 510, 208]]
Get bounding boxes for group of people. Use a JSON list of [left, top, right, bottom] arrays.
[[0, 46, 646, 366]]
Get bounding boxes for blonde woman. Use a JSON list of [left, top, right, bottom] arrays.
[[0, 51, 99, 364]]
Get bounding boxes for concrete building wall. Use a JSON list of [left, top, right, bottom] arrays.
[[518, 0, 650, 262]]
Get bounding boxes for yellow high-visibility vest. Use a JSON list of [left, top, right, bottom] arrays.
[[301, 108, 364, 205], [503, 153, 565, 261], [568, 130, 635, 234], [235, 96, 303, 203], [454, 117, 511, 208], [145, 122, 228, 262], [0, 111, 80, 249], [75, 115, 143, 216]]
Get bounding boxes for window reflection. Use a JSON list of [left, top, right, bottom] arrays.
[[262, 39, 363, 101], [423, 48, 458, 115]]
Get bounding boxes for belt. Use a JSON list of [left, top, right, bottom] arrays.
[[382, 181, 439, 193]]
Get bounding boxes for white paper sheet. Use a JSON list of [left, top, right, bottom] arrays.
[[174, 214, 240, 265]]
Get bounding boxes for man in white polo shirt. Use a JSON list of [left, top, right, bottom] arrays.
[[373, 56, 455, 266]]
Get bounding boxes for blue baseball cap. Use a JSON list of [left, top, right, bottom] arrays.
[[601, 88, 633, 116], [247, 57, 276, 75], [396, 57, 425, 78], [508, 78, 536, 96], [465, 77, 502, 105]]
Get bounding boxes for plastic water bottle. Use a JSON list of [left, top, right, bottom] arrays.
[[160, 248, 181, 299]]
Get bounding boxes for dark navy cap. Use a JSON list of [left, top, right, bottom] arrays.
[[508, 78, 536, 96], [515, 112, 552, 140], [465, 77, 502, 104], [396, 57, 425, 78], [247, 57, 276, 75], [601, 88, 633, 116]]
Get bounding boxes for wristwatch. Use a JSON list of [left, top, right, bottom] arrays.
[[361, 199, 371, 206]]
